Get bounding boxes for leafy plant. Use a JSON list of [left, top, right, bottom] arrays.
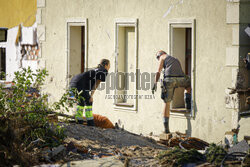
[[0, 67, 75, 166]]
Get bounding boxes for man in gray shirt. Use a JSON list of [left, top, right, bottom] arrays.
[[152, 50, 190, 133]]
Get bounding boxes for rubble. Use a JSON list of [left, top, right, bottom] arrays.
[[50, 145, 66, 160], [60, 123, 166, 166], [205, 144, 227, 165], [242, 153, 250, 166], [2, 118, 250, 167], [228, 140, 249, 154], [156, 147, 205, 166], [36, 125, 249, 166], [158, 132, 209, 150]]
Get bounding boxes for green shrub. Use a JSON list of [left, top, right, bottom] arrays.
[[0, 67, 74, 166]]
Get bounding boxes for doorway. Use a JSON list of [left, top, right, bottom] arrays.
[[68, 25, 85, 80]]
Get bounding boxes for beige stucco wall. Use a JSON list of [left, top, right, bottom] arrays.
[[39, 0, 250, 142]]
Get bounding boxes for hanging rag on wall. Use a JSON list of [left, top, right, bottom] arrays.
[[14, 24, 39, 68], [21, 25, 37, 45]]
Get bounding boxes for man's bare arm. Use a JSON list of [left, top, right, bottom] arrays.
[[154, 57, 164, 83]]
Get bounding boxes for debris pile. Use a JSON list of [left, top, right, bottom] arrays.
[[157, 131, 250, 166], [156, 147, 205, 166], [61, 123, 166, 166], [205, 144, 227, 166], [159, 132, 209, 150]]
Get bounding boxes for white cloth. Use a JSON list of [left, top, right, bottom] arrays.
[[21, 24, 37, 45]]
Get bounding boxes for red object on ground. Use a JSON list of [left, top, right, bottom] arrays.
[[93, 114, 115, 129]]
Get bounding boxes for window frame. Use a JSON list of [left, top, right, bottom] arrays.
[[0, 28, 7, 81], [66, 18, 88, 87], [168, 19, 196, 118], [114, 18, 138, 111]]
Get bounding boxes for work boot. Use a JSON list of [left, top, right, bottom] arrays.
[[163, 117, 170, 133], [77, 120, 84, 124], [164, 122, 170, 133], [184, 92, 191, 110], [87, 120, 95, 126]]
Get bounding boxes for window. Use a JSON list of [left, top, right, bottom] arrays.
[[0, 28, 7, 80], [0, 28, 7, 42], [114, 19, 138, 110], [0, 48, 6, 80], [168, 19, 196, 116], [66, 18, 88, 85]]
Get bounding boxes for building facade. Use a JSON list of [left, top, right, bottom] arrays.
[[14, 0, 250, 142]]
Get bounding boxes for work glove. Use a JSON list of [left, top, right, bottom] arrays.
[[152, 83, 157, 94]]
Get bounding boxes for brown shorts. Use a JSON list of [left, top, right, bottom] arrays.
[[161, 75, 191, 103]]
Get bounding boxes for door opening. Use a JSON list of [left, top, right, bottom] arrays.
[[69, 25, 85, 80]]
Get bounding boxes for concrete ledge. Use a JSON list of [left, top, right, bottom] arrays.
[[231, 68, 239, 88]]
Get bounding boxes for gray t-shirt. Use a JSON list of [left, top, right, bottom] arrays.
[[163, 55, 184, 77]]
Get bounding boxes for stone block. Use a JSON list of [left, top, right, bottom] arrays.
[[226, 0, 240, 2], [37, 25, 45, 41], [225, 89, 239, 109], [159, 133, 172, 141], [36, 8, 42, 24], [226, 3, 240, 24], [232, 25, 239, 46], [231, 68, 239, 88], [231, 109, 239, 129], [37, 0, 46, 8], [226, 47, 239, 67]]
